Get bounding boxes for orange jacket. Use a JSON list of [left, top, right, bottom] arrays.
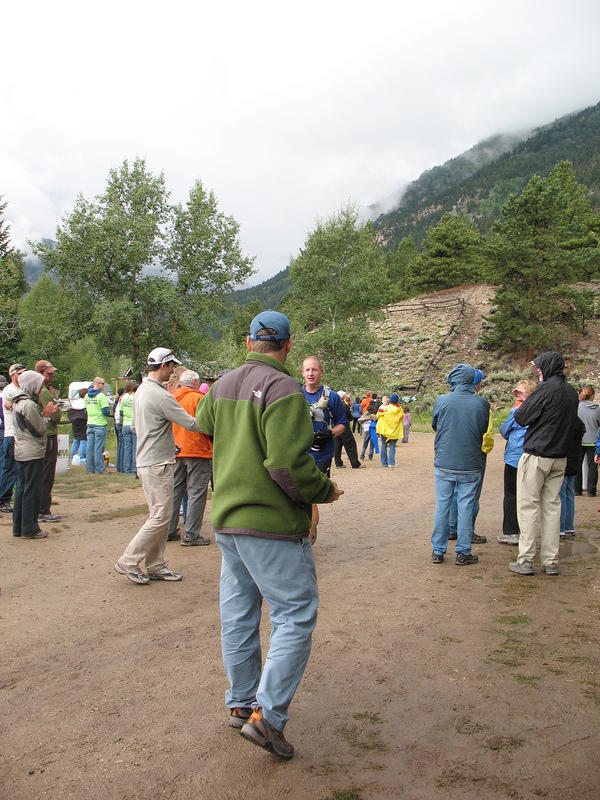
[[172, 386, 213, 459]]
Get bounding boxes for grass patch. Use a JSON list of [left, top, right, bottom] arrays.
[[321, 789, 363, 800], [89, 503, 148, 523], [511, 674, 540, 685], [337, 713, 387, 753], [439, 635, 462, 645], [488, 639, 528, 668], [495, 613, 529, 626], [485, 735, 525, 751]]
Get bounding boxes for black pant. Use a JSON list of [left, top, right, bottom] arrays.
[[334, 426, 360, 468], [40, 435, 58, 515], [503, 464, 520, 536], [351, 418, 360, 433], [13, 458, 44, 536], [574, 446, 597, 495]]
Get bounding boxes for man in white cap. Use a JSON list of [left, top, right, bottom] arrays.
[[0, 363, 26, 513], [115, 348, 201, 585]]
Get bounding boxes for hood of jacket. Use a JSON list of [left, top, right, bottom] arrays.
[[18, 370, 45, 397], [533, 351, 565, 381], [447, 364, 475, 392], [580, 400, 599, 410], [87, 387, 103, 398], [173, 385, 200, 403]]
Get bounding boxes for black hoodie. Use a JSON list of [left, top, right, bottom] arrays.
[[514, 352, 579, 458]]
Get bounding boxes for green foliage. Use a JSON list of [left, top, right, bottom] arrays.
[[284, 204, 386, 388], [411, 213, 483, 293], [232, 267, 291, 309], [386, 235, 417, 301], [0, 196, 27, 370], [31, 158, 253, 372], [482, 162, 600, 355]]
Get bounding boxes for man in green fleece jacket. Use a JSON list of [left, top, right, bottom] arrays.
[[196, 309, 343, 760]]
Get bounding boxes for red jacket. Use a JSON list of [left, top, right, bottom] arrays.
[[172, 386, 213, 459]]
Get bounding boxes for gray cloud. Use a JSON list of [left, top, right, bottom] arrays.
[[2, 0, 600, 284]]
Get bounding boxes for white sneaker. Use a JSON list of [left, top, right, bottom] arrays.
[[497, 534, 519, 545]]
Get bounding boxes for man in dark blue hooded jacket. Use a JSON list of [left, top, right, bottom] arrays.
[[431, 364, 490, 565]]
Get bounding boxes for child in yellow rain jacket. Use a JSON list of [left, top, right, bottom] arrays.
[[376, 393, 404, 468]]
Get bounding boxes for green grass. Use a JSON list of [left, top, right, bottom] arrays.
[[89, 503, 148, 523]]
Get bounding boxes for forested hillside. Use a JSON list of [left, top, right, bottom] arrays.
[[374, 102, 600, 249]]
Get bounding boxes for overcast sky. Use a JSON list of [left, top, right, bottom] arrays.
[[3, 0, 600, 284]]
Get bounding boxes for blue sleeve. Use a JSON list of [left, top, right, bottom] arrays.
[[329, 392, 348, 427], [499, 408, 515, 440], [596, 426, 600, 457], [101, 406, 110, 416]]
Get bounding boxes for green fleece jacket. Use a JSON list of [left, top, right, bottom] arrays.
[[196, 352, 334, 539]]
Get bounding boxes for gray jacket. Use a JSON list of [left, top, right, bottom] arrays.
[[577, 400, 600, 445], [132, 378, 199, 468], [12, 389, 48, 462]]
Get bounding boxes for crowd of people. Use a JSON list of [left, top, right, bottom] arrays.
[[1, 309, 596, 760]]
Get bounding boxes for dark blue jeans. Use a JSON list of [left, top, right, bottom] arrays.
[[0, 436, 17, 503]]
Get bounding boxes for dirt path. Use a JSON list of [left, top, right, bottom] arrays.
[[1, 433, 599, 800]]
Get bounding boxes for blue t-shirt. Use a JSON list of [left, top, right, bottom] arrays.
[[302, 385, 347, 463]]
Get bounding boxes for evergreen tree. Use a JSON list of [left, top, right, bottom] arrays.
[[411, 213, 483, 294], [482, 162, 600, 355], [285, 204, 385, 387]]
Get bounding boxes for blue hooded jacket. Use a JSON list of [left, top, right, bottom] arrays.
[[432, 364, 490, 471]]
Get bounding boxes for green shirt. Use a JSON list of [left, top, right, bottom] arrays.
[[84, 391, 109, 426], [120, 394, 134, 425], [39, 386, 61, 436]]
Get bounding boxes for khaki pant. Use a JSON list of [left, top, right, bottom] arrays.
[[122, 462, 174, 573], [516, 453, 566, 566]]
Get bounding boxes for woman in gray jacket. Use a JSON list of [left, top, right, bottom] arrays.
[[12, 370, 58, 539], [575, 385, 600, 496]]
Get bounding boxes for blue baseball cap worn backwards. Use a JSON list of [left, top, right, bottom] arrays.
[[249, 310, 291, 342]]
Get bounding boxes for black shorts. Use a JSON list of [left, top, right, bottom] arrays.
[[315, 459, 332, 478]]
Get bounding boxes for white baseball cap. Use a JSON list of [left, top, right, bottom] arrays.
[[147, 347, 182, 366]]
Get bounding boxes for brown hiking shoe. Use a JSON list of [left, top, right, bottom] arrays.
[[241, 707, 294, 759], [229, 706, 252, 728]]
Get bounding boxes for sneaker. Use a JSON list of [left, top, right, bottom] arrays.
[[181, 535, 211, 546], [541, 563, 559, 576], [351, 464, 363, 469], [497, 534, 519, 545], [240, 708, 294, 759], [565, 531, 575, 540], [229, 707, 252, 729], [38, 513, 61, 522], [22, 529, 49, 539], [148, 566, 182, 581], [0, 503, 13, 513], [448, 532, 457, 541], [335, 463, 346, 468], [167, 529, 181, 541], [455, 552, 479, 566], [471, 533, 487, 544], [114, 559, 150, 585], [432, 551, 444, 564], [508, 560, 534, 575], [560, 532, 567, 541]]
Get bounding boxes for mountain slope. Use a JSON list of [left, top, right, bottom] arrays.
[[373, 102, 600, 249]]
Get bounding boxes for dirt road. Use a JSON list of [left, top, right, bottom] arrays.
[[1, 433, 599, 799]]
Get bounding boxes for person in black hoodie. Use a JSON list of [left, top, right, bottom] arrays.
[[509, 352, 579, 577]]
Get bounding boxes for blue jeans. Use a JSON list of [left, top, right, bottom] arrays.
[[360, 427, 374, 459], [388, 439, 397, 467], [71, 438, 86, 461], [122, 425, 137, 474], [432, 467, 481, 555], [86, 424, 107, 473], [115, 423, 124, 472], [0, 436, 17, 503], [217, 533, 318, 731], [448, 456, 487, 535], [560, 474, 575, 532], [380, 435, 388, 466]]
